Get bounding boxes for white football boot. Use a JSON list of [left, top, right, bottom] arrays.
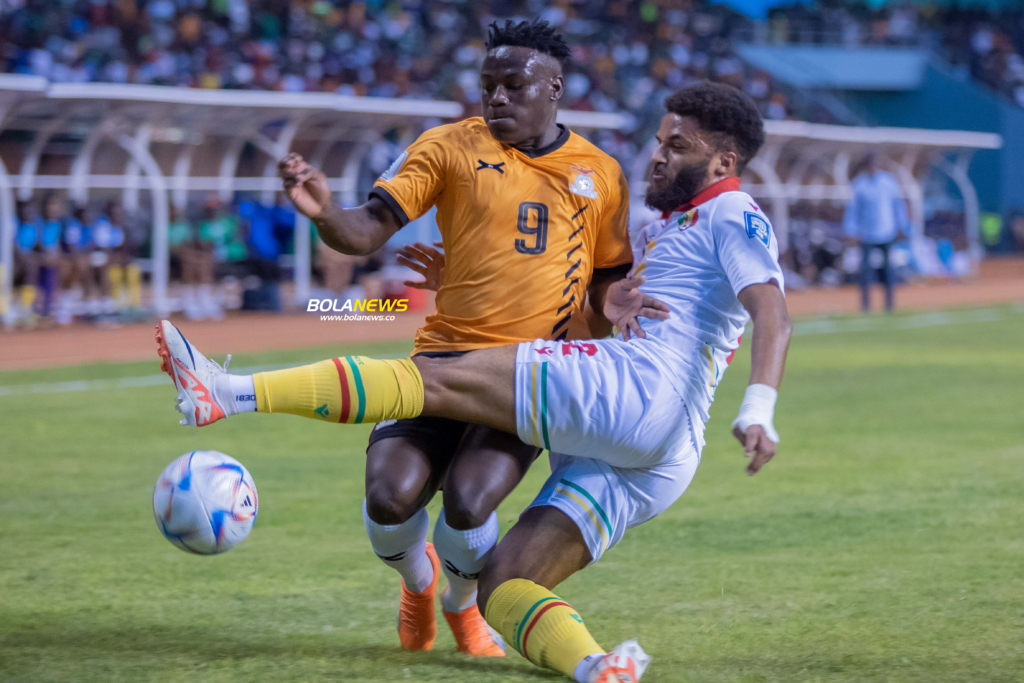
[[156, 320, 231, 427], [589, 639, 652, 683]]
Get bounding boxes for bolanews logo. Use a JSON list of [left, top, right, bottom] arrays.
[[308, 298, 408, 322]]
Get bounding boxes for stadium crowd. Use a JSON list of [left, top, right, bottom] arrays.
[[4, 0, 1022, 326], [9, 189, 396, 326], [7, 1, 1024, 125], [0, 0, 795, 146], [766, 1, 1024, 109]]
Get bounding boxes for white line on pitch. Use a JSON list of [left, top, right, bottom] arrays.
[[792, 306, 1013, 336], [1, 307, 1020, 398]]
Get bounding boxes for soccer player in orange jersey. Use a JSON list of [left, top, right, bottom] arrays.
[[276, 20, 632, 657]]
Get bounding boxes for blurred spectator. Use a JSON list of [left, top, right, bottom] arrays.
[[844, 154, 910, 312], [14, 200, 40, 325], [237, 199, 281, 311], [200, 198, 246, 265], [90, 201, 127, 317], [57, 202, 88, 324], [170, 204, 220, 320], [36, 193, 64, 323]]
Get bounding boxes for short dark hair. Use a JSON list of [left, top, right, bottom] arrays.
[[485, 19, 571, 66], [664, 82, 765, 172]]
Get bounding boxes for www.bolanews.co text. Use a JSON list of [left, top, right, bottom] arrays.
[[308, 298, 409, 322]]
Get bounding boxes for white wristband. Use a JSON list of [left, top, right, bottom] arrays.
[[731, 383, 780, 443]]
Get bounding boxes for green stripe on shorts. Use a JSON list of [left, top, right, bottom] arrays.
[[558, 478, 612, 538]]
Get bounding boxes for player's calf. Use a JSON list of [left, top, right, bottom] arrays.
[[484, 578, 650, 682]]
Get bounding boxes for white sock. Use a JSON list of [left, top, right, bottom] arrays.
[[433, 508, 498, 613], [574, 652, 606, 683], [363, 501, 433, 593], [218, 374, 256, 414]]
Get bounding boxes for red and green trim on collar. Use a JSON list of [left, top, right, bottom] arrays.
[[661, 176, 742, 219]]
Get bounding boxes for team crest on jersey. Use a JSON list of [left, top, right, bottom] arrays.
[[568, 165, 598, 199], [677, 208, 699, 231], [379, 151, 408, 182], [744, 211, 771, 247]]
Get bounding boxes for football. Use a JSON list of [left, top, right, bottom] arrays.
[[152, 451, 258, 555]]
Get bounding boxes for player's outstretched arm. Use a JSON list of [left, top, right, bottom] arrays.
[[279, 153, 401, 255], [734, 281, 792, 475]]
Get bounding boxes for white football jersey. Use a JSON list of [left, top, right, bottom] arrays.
[[628, 177, 785, 450]]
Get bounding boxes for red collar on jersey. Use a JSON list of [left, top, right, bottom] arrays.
[[661, 176, 741, 219]]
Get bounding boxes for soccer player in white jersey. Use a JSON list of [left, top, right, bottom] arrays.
[[156, 81, 791, 683]]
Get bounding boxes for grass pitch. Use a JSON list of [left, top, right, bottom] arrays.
[[2, 308, 1023, 682]]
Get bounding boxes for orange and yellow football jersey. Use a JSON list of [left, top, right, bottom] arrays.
[[371, 117, 631, 353]]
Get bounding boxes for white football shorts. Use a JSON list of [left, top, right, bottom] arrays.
[[514, 337, 694, 469], [514, 337, 701, 563], [525, 422, 699, 564]]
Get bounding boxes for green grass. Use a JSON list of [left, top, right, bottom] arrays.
[[2, 309, 1023, 682]]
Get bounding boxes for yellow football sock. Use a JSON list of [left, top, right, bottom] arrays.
[[485, 579, 604, 678], [252, 356, 423, 424]]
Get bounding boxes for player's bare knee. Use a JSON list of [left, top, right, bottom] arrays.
[[443, 499, 492, 531], [364, 483, 421, 525]]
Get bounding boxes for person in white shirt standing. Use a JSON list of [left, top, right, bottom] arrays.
[[844, 154, 910, 312], [155, 81, 792, 683]]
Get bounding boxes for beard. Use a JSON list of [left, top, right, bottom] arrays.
[[645, 158, 711, 213]]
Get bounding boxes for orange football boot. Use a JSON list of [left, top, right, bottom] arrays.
[[443, 599, 506, 657], [590, 639, 652, 683], [397, 542, 441, 651]]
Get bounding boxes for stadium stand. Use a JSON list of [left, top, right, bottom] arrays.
[[758, 1, 1024, 110], [0, 1, 1015, 328], [0, 0, 796, 146]]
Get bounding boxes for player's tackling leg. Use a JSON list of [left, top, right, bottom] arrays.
[[157, 319, 651, 681], [156, 320, 424, 428]]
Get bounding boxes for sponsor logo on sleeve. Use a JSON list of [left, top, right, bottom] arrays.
[[568, 165, 598, 199], [744, 211, 771, 247], [379, 151, 408, 182]]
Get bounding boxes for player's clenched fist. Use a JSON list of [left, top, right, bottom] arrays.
[[279, 153, 331, 219]]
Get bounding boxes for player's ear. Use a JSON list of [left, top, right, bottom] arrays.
[[712, 150, 739, 178], [550, 74, 564, 102]]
